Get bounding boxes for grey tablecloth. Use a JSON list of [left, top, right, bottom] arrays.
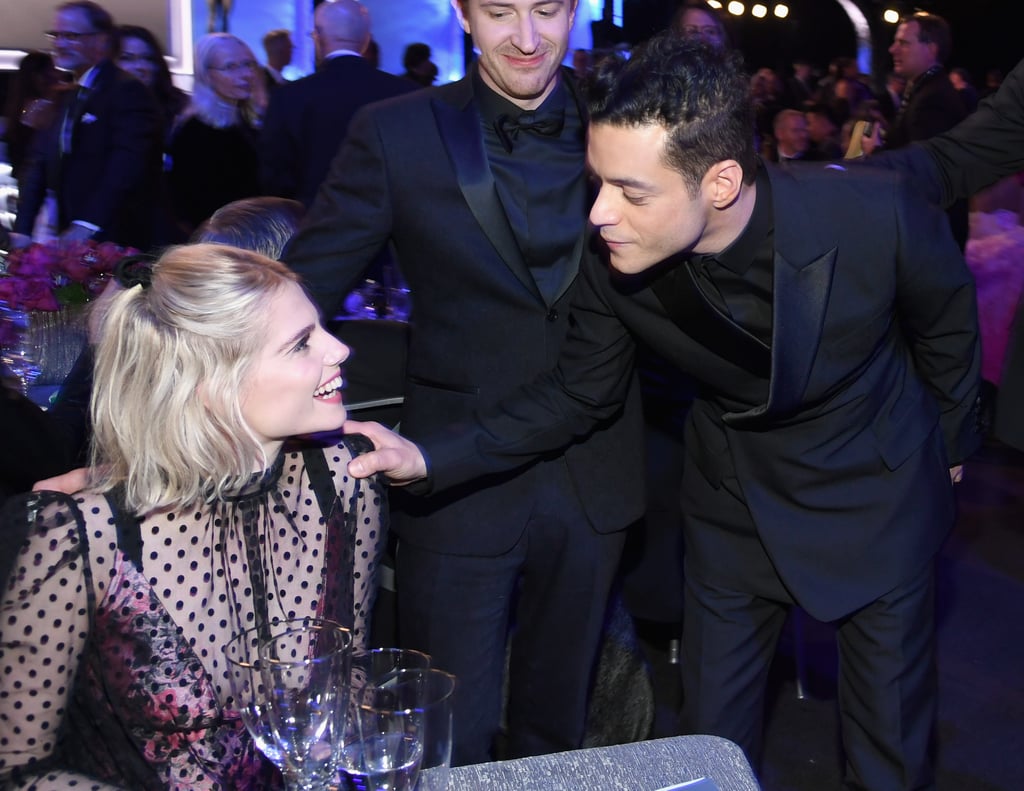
[[449, 735, 760, 790]]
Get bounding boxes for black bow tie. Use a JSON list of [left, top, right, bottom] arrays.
[[494, 110, 565, 153]]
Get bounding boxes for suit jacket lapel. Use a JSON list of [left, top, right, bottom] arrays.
[[651, 255, 771, 378], [764, 169, 835, 417], [431, 77, 539, 299], [548, 69, 589, 305]]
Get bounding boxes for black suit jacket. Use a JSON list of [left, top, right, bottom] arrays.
[[422, 164, 980, 621], [14, 60, 162, 250], [260, 55, 416, 207], [875, 57, 1024, 449], [886, 66, 969, 248], [284, 69, 645, 555]]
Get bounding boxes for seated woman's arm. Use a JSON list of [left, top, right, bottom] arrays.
[[0, 494, 92, 786], [0, 378, 80, 494]]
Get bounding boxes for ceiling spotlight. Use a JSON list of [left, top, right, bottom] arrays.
[[727, 1, 745, 15], [774, 4, 789, 18], [707, 0, 723, 7], [752, 4, 768, 18], [883, 8, 900, 24]]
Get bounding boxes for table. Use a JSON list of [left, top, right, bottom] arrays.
[[449, 735, 760, 791]]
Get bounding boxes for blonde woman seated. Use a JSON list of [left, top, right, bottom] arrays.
[[0, 244, 387, 789]]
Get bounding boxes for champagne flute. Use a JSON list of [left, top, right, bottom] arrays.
[[259, 617, 353, 791], [223, 624, 285, 768]]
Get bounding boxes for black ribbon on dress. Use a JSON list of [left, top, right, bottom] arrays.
[[494, 109, 565, 153]]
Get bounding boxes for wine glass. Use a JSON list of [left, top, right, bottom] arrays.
[[340, 667, 456, 791], [259, 617, 354, 791], [0, 302, 41, 395], [223, 624, 285, 769], [350, 647, 431, 695], [338, 680, 426, 791]]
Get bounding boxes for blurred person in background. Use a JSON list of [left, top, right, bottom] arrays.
[[671, 0, 728, 49], [262, 28, 294, 93], [167, 32, 265, 234], [9, 1, 163, 251], [949, 67, 979, 114], [1, 51, 65, 181], [402, 42, 439, 87], [114, 24, 187, 140]]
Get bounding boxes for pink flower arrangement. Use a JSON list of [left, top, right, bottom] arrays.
[[0, 240, 136, 312]]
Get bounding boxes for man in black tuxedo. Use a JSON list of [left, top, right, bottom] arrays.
[[347, 36, 981, 789], [883, 11, 968, 248], [872, 57, 1024, 451], [259, 0, 415, 208], [9, 1, 161, 252], [283, 0, 643, 765]]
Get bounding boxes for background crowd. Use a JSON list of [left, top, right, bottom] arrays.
[[0, 0, 1021, 789]]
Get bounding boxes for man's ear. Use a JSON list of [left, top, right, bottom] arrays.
[[704, 160, 745, 209], [451, 0, 471, 35]]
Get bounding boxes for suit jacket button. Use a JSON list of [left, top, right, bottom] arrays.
[[546, 309, 559, 322]]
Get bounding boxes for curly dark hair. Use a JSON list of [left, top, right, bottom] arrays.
[[586, 33, 756, 197]]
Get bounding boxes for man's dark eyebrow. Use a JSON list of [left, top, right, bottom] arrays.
[[608, 176, 655, 190]]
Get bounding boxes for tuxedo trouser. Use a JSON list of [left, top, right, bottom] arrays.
[[681, 463, 937, 790], [395, 460, 626, 766]]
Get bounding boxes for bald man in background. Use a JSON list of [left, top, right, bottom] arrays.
[[259, 0, 414, 207]]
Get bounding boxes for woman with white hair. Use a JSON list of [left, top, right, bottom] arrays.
[[0, 244, 386, 789], [168, 33, 266, 234]]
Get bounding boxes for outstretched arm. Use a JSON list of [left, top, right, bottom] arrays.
[[871, 57, 1024, 207]]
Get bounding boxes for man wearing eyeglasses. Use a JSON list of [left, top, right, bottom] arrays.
[[9, 0, 162, 252]]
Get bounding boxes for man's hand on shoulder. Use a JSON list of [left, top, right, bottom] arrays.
[[345, 420, 428, 485]]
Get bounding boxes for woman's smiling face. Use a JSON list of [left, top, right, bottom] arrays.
[[241, 280, 350, 460]]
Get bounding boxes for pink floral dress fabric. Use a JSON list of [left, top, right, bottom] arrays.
[[0, 437, 386, 790]]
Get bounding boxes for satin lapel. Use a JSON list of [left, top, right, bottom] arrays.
[[431, 84, 538, 298], [547, 69, 588, 305], [764, 169, 836, 416]]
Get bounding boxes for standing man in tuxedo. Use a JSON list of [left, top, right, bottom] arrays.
[[9, 1, 161, 252], [882, 11, 968, 248], [870, 56, 1024, 451], [259, 0, 415, 208], [283, 0, 643, 765], [346, 37, 980, 789]]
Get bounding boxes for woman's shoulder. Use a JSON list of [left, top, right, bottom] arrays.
[[2, 489, 117, 537], [285, 435, 379, 490], [288, 433, 373, 460], [0, 490, 108, 584]]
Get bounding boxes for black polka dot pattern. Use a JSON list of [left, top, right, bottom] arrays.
[[0, 438, 387, 789]]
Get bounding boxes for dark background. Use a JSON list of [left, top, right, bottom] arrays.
[[594, 0, 1018, 88]]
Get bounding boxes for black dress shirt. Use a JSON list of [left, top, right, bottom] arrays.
[[475, 72, 587, 303], [691, 164, 775, 348]]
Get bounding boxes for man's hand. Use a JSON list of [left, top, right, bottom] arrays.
[[34, 466, 89, 494], [344, 420, 428, 485], [949, 465, 964, 484], [859, 121, 884, 156]]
